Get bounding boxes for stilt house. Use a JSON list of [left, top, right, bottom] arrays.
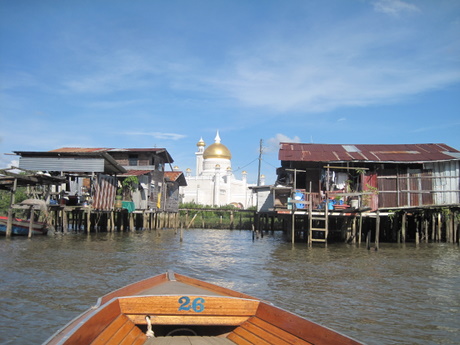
[[271, 143, 460, 211], [13, 147, 185, 213]]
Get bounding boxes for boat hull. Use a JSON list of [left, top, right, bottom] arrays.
[[0, 216, 48, 235], [43, 271, 365, 345]]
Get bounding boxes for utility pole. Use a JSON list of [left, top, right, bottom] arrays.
[[257, 139, 263, 186]]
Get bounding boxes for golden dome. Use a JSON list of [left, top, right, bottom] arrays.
[[203, 143, 232, 160], [203, 131, 232, 160], [197, 137, 206, 147]]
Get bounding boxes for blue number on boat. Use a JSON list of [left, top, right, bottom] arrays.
[[192, 297, 205, 312], [178, 296, 191, 311], [178, 296, 205, 312]]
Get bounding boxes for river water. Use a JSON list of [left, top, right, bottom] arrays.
[[0, 229, 459, 345]]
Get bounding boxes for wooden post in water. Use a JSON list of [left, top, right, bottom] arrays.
[[230, 211, 234, 230], [401, 212, 407, 243], [86, 207, 91, 234], [454, 211, 458, 244], [129, 213, 135, 232], [6, 178, 17, 237], [424, 216, 430, 243], [110, 211, 115, 232], [352, 216, 357, 244], [28, 206, 34, 238], [415, 215, 420, 244], [366, 219, 371, 250], [375, 211, 380, 250], [437, 212, 442, 242], [62, 208, 68, 233], [358, 214, 363, 244]]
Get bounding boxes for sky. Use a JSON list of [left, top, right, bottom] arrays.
[[1, 0, 459, 184]]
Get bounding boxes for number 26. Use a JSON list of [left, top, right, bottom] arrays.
[[178, 296, 205, 312]]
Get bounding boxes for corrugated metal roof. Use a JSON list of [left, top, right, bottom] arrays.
[[279, 143, 460, 163], [50, 148, 110, 153], [165, 171, 181, 181], [16, 147, 174, 164], [165, 171, 187, 186]]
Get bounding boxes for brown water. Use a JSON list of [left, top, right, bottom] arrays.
[[0, 229, 459, 345]]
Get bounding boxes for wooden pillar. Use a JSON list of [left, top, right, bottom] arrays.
[[358, 214, 363, 244], [415, 214, 420, 244], [375, 211, 380, 250], [62, 208, 68, 233], [129, 213, 135, 232], [230, 211, 234, 230], [110, 211, 115, 232], [454, 211, 458, 244], [401, 212, 407, 243], [448, 212, 453, 243], [6, 178, 17, 237], [352, 216, 357, 244], [437, 212, 442, 242], [291, 212, 295, 244], [424, 216, 429, 243], [431, 212, 436, 242], [28, 207, 34, 238], [86, 207, 91, 234]]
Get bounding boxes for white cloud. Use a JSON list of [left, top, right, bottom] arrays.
[[265, 134, 301, 153], [124, 132, 186, 140], [373, 0, 421, 16], [209, 13, 460, 114]]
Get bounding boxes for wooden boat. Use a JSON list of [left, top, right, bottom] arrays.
[[0, 216, 48, 236], [43, 271, 364, 345]]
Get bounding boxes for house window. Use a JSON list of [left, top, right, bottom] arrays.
[[128, 154, 138, 166]]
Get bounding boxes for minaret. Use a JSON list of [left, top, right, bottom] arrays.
[[195, 137, 205, 176], [215, 130, 221, 144]]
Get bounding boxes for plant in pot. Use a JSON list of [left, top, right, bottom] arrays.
[[121, 176, 139, 201]]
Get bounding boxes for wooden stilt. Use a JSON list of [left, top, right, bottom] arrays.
[[352, 216, 357, 244], [358, 214, 363, 244], [129, 213, 134, 232], [28, 206, 34, 238], [62, 208, 68, 233], [401, 212, 407, 243], [6, 178, 17, 237], [375, 211, 380, 250], [86, 207, 91, 234], [437, 212, 442, 242]]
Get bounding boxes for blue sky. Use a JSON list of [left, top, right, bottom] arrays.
[[1, 0, 459, 184]]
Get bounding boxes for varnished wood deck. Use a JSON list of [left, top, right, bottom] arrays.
[[138, 281, 227, 297], [145, 336, 235, 344]]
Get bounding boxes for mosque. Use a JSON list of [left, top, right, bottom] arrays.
[[179, 132, 262, 208]]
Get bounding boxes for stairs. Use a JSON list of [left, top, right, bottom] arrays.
[[308, 201, 329, 245]]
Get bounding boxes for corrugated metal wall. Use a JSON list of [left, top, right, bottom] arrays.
[[425, 161, 460, 204], [19, 157, 105, 172], [378, 163, 459, 207]]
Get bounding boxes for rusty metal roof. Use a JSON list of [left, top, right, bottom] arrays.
[[165, 171, 187, 186], [17, 147, 174, 164], [50, 148, 110, 153], [279, 143, 460, 163]]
